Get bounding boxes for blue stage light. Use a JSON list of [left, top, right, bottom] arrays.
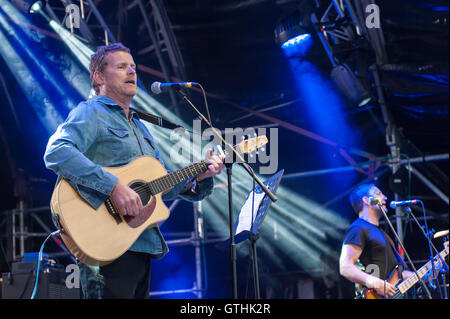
[[274, 12, 313, 57], [281, 33, 311, 49]]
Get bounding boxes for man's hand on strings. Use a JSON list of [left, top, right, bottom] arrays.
[[196, 149, 226, 181]]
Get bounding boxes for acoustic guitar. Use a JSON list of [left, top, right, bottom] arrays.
[[356, 241, 448, 299], [50, 136, 268, 266]]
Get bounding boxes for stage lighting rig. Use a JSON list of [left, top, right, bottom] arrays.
[[275, 1, 376, 107], [274, 14, 312, 50], [331, 63, 372, 107], [274, 5, 316, 59]]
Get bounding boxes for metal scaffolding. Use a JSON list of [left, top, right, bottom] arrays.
[[2, 0, 202, 297], [0, 204, 75, 264], [44, 0, 188, 110], [307, 0, 449, 248], [149, 201, 225, 298]]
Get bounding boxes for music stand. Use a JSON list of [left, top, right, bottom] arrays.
[[233, 169, 284, 298]]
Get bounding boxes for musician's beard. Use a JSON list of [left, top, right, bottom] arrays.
[[374, 205, 385, 220]]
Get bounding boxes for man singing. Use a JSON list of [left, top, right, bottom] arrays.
[[339, 184, 415, 298], [44, 43, 225, 298]]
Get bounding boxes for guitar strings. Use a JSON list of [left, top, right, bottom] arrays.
[[130, 138, 257, 196], [131, 163, 201, 195], [107, 138, 262, 213], [121, 137, 261, 197], [127, 161, 208, 197]]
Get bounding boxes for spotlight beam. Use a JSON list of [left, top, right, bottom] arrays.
[[3, 0, 361, 284]]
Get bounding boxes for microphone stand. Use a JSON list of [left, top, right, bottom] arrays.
[[377, 203, 433, 299], [248, 168, 260, 299], [404, 206, 448, 298], [225, 161, 238, 298], [175, 88, 277, 299]]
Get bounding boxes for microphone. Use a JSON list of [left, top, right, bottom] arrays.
[[389, 199, 421, 209], [368, 197, 382, 205], [151, 81, 198, 94]]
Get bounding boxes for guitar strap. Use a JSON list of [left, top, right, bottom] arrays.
[[379, 227, 407, 269], [130, 107, 184, 130]]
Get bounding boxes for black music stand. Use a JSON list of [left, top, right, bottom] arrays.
[[233, 169, 284, 298]]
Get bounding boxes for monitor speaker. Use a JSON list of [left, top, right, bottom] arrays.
[[2, 262, 80, 299]]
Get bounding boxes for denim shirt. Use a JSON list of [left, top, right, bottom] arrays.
[[44, 95, 213, 258]]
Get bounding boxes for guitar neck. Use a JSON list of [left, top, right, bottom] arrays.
[[147, 160, 209, 195], [140, 135, 267, 196], [397, 248, 448, 294]]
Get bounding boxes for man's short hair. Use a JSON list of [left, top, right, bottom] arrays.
[[349, 183, 375, 215], [89, 43, 131, 94]]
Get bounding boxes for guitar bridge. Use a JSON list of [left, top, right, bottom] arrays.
[[105, 198, 123, 224]]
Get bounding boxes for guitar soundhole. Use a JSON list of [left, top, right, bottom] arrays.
[[129, 181, 151, 206], [121, 180, 156, 228]]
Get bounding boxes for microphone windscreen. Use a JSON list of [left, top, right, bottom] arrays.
[[151, 82, 161, 94]]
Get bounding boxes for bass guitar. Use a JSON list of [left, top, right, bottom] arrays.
[[356, 241, 448, 299]]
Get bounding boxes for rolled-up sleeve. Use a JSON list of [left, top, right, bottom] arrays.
[[44, 102, 118, 209]]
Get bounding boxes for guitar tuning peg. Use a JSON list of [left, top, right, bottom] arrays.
[[260, 147, 265, 152], [253, 133, 257, 137]]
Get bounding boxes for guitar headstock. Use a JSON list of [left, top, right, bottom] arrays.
[[236, 135, 268, 155], [214, 135, 269, 164], [435, 230, 449, 251]]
